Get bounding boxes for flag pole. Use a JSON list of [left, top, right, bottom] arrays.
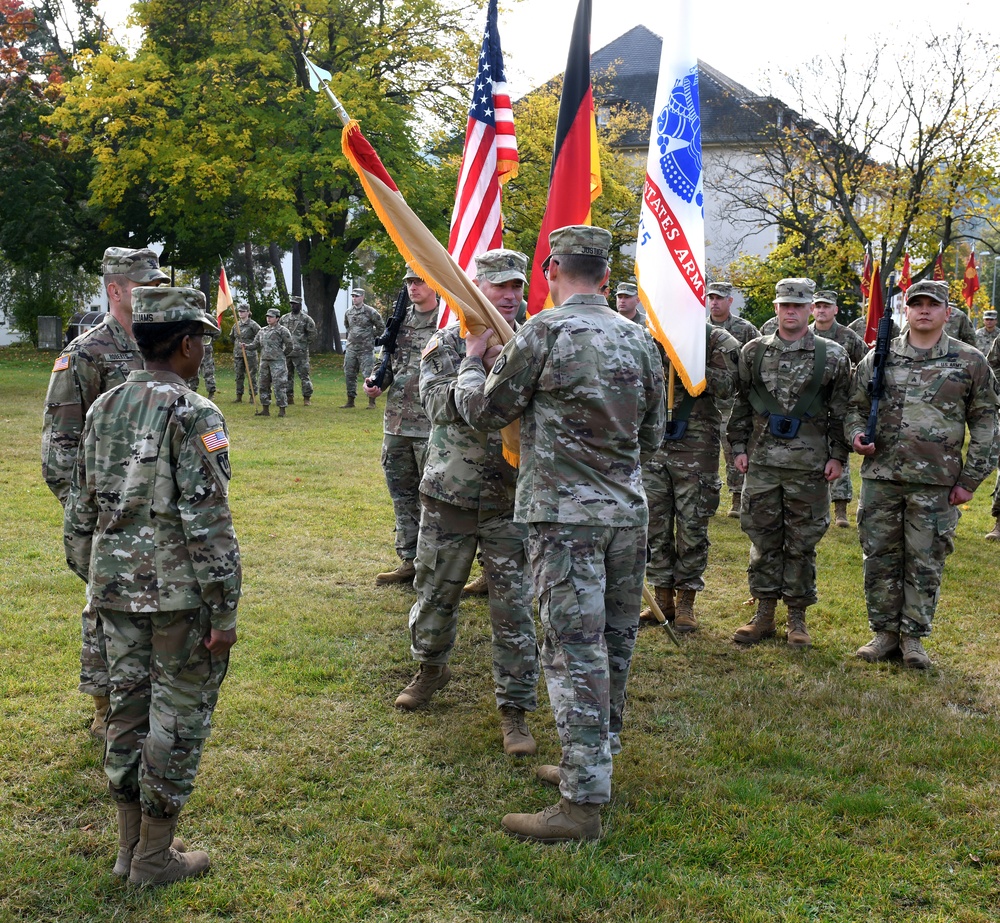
[[303, 55, 351, 126], [219, 256, 257, 408]]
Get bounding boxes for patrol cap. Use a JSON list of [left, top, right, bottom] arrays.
[[984, 310, 998, 319], [542, 225, 611, 270], [131, 286, 219, 335], [905, 280, 949, 305], [237, 305, 250, 313], [403, 264, 422, 281], [706, 281, 734, 297], [475, 248, 528, 284], [774, 277, 816, 304], [266, 307, 281, 318], [813, 290, 839, 305], [351, 287, 366, 296], [616, 282, 638, 297], [102, 247, 169, 284], [289, 294, 303, 305]]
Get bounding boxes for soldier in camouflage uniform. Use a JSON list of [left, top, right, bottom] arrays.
[[708, 281, 760, 517], [455, 226, 665, 843], [252, 307, 293, 416], [64, 287, 240, 885], [849, 314, 900, 342], [849, 281, 999, 667], [187, 339, 217, 397], [759, 315, 779, 336], [41, 246, 168, 739], [364, 265, 438, 585], [615, 281, 647, 326], [974, 309, 998, 355], [231, 305, 260, 402], [342, 287, 386, 409], [728, 278, 852, 649], [810, 290, 868, 528], [394, 250, 540, 758], [984, 335, 1000, 541], [281, 295, 317, 404], [642, 323, 740, 632]]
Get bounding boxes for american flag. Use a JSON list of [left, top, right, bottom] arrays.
[[201, 429, 229, 453], [440, 0, 518, 328]]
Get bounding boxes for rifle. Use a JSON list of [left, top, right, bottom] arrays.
[[366, 287, 410, 391], [861, 271, 896, 445]]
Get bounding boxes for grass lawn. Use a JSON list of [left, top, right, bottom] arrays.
[[2, 345, 1000, 922]]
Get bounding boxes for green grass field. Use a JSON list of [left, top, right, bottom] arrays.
[[3, 346, 1000, 922]]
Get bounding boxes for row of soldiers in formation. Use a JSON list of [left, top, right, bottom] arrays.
[[38, 239, 1000, 865]]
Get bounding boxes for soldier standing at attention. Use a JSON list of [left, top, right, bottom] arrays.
[[728, 278, 852, 649], [975, 309, 998, 355], [455, 226, 665, 843], [810, 290, 868, 528], [364, 265, 439, 586], [849, 314, 900, 342], [641, 323, 740, 632], [42, 246, 168, 739], [188, 338, 217, 399], [252, 307, 293, 417], [281, 295, 317, 405], [707, 281, 760, 518], [342, 287, 386, 409], [614, 281, 646, 326], [231, 305, 260, 402], [394, 249, 540, 759], [849, 280, 998, 667], [983, 335, 1000, 541], [64, 287, 240, 885]]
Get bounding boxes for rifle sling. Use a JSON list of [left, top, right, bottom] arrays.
[[749, 336, 827, 421]]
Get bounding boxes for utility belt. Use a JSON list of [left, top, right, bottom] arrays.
[[748, 338, 827, 440]]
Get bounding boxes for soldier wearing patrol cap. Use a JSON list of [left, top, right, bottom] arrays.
[[707, 280, 760, 517], [456, 225, 665, 844], [395, 248, 540, 762], [615, 281, 646, 326], [280, 295, 317, 405], [230, 305, 260, 402], [342, 286, 386, 408], [848, 279, 999, 668], [728, 277, 852, 650], [64, 286, 240, 885], [975, 309, 998, 355], [42, 246, 169, 740], [251, 307, 294, 416]]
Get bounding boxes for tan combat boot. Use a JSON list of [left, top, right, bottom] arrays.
[[303, 396, 311, 406], [367, 396, 377, 409], [113, 803, 186, 878], [394, 664, 452, 710], [499, 706, 536, 756], [674, 589, 698, 633], [985, 517, 1000, 541], [727, 491, 742, 519], [375, 559, 417, 586], [900, 635, 931, 670], [341, 395, 355, 408], [733, 598, 777, 644], [640, 586, 674, 624], [834, 500, 849, 528], [502, 798, 602, 843], [856, 631, 900, 662], [90, 694, 111, 741], [786, 607, 812, 649], [129, 814, 209, 886], [255, 404, 270, 416], [462, 572, 489, 596], [536, 765, 560, 786]]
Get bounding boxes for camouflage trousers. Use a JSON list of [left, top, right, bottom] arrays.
[[233, 350, 259, 398], [189, 349, 217, 394], [408, 495, 538, 710], [858, 479, 958, 637], [991, 468, 1000, 517], [343, 344, 374, 400], [381, 434, 429, 561], [643, 449, 721, 591], [285, 352, 313, 400], [717, 398, 744, 493], [99, 606, 229, 818], [527, 522, 646, 805], [830, 455, 854, 502], [258, 358, 288, 407], [741, 463, 830, 607], [79, 601, 109, 697]]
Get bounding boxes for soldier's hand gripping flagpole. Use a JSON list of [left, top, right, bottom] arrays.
[[218, 258, 257, 409]]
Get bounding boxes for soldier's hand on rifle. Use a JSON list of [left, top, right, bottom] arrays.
[[852, 433, 876, 456], [824, 459, 843, 482]]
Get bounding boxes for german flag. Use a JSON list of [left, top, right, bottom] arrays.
[[527, 0, 602, 315]]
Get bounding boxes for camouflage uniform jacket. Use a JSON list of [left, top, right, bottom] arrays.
[[418, 325, 517, 512], [945, 307, 977, 348], [846, 332, 999, 491], [383, 304, 438, 438], [712, 313, 760, 346], [454, 293, 666, 527], [64, 371, 241, 630], [231, 317, 261, 351], [42, 313, 142, 506], [811, 320, 868, 365], [622, 305, 647, 327], [729, 329, 852, 470], [251, 323, 293, 361], [849, 315, 901, 343], [344, 303, 386, 350], [280, 311, 317, 355], [661, 324, 740, 455], [974, 326, 998, 355]]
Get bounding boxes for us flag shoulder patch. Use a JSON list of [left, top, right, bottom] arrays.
[[201, 429, 229, 453], [52, 355, 70, 372]]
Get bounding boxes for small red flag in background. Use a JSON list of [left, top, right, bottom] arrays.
[[963, 251, 980, 308], [863, 262, 883, 346], [932, 246, 946, 281], [216, 266, 233, 320], [899, 252, 911, 292]]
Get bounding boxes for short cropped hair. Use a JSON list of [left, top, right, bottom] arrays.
[[134, 320, 207, 363], [552, 254, 608, 285]]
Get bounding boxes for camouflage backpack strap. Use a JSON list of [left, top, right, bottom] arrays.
[[749, 336, 827, 418]]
